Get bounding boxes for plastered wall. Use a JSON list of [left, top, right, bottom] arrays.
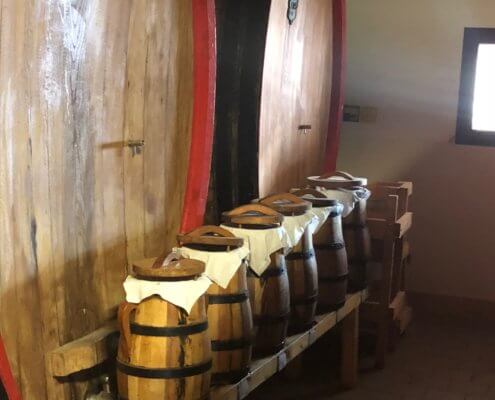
[[338, 0, 495, 302]]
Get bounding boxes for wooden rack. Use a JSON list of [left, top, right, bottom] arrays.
[[47, 290, 368, 399], [211, 290, 368, 400], [361, 182, 413, 368]]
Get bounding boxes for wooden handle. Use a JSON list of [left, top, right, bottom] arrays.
[[183, 225, 235, 238], [225, 204, 283, 218], [319, 170, 355, 180], [118, 302, 137, 361], [177, 225, 243, 248], [291, 188, 327, 199], [260, 192, 307, 206], [151, 250, 181, 269]]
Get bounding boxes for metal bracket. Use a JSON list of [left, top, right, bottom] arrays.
[[287, 0, 299, 25], [126, 139, 145, 157]]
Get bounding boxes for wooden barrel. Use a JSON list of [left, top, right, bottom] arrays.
[[177, 226, 253, 384], [260, 193, 316, 332], [306, 172, 370, 292], [117, 256, 211, 400], [222, 204, 289, 355], [342, 188, 371, 292], [295, 189, 349, 312]]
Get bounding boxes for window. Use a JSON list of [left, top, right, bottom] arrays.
[[456, 28, 495, 146]]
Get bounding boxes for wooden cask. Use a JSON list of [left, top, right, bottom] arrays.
[[177, 226, 253, 384], [222, 205, 290, 355], [307, 172, 371, 292], [292, 189, 348, 312], [343, 190, 371, 292], [260, 193, 316, 332], [117, 257, 211, 400]]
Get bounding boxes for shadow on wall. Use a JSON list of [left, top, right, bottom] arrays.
[[339, 111, 495, 303]]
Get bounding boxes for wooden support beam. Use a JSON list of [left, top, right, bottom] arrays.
[[340, 307, 359, 390], [46, 321, 118, 378]]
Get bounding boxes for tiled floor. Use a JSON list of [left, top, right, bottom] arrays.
[[249, 316, 495, 399]]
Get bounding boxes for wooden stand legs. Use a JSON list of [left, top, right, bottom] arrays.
[[340, 307, 359, 389]]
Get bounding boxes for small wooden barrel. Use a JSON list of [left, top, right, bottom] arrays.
[[306, 171, 370, 293], [177, 226, 253, 384], [295, 189, 349, 312], [117, 256, 211, 400], [307, 170, 368, 190], [222, 204, 289, 355], [260, 193, 316, 332], [342, 188, 371, 292]]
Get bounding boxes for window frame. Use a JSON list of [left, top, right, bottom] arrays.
[[456, 27, 495, 146]]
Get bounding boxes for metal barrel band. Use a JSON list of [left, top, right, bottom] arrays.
[[285, 249, 315, 260], [130, 320, 208, 337], [318, 274, 348, 282], [116, 359, 212, 379], [207, 291, 249, 305], [212, 367, 250, 384], [314, 242, 345, 250], [211, 338, 252, 351], [292, 294, 318, 306], [248, 266, 285, 278], [253, 312, 290, 325]]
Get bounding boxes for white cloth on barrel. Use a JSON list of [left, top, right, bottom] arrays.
[[281, 212, 317, 250], [220, 225, 287, 276], [123, 274, 212, 314], [319, 187, 371, 218], [307, 207, 332, 235], [174, 245, 250, 289]]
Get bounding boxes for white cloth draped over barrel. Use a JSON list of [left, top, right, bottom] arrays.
[[307, 207, 332, 235], [220, 225, 288, 276], [174, 245, 250, 289], [123, 274, 212, 314], [281, 212, 318, 249], [319, 188, 371, 218]]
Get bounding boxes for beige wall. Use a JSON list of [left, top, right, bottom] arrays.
[[338, 0, 495, 302]]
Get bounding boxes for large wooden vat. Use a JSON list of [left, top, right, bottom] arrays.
[[117, 258, 211, 400], [0, 1, 216, 398], [212, 0, 335, 215], [222, 205, 290, 356], [177, 226, 253, 384]]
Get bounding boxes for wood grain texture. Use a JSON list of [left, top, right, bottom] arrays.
[[0, 1, 194, 398], [258, 0, 334, 196]]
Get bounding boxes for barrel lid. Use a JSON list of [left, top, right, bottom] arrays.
[[222, 204, 284, 228], [307, 171, 367, 189], [177, 225, 244, 248], [132, 252, 205, 280], [259, 193, 311, 216], [291, 188, 339, 208]]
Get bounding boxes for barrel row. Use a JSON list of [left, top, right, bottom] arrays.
[[116, 172, 371, 400]]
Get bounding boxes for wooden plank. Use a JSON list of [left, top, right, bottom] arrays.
[[341, 307, 359, 389], [210, 291, 367, 400], [47, 322, 118, 378], [390, 291, 407, 321]]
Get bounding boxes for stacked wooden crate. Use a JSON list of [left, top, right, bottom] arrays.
[[361, 182, 413, 368]]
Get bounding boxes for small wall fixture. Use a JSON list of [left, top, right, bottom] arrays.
[[287, 0, 299, 25]]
